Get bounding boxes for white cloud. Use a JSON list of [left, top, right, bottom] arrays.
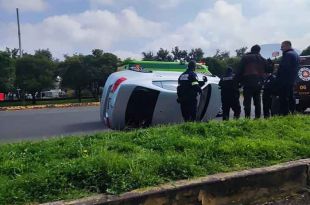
[[0, 0, 47, 12], [89, 0, 185, 9], [145, 0, 310, 56], [156, 0, 186, 9], [0, 8, 164, 59], [89, 0, 114, 6]]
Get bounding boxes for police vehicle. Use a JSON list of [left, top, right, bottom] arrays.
[[100, 61, 221, 129], [295, 55, 310, 112]]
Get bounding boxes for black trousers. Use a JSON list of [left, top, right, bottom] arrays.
[[279, 84, 295, 116], [222, 95, 241, 121], [243, 87, 261, 119], [271, 96, 280, 115], [180, 99, 197, 122], [263, 92, 272, 118]]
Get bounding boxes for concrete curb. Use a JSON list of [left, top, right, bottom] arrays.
[[0, 102, 99, 111], [41, 159, 310, 205]]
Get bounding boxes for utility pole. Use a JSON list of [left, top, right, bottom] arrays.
[[16, 8, 22, 57]]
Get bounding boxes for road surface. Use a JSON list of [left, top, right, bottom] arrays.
[[0, 105, 308, 143], [0, 106, 107, 143]]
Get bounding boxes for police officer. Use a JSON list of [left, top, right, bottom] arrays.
[[236, 45, 267, 119], [219, 67, 241, 120], [262, 59, 277, 118], [277, 41, 299, 115], [177, 61, 204, 122]]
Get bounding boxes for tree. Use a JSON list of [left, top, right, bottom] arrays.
[[224, 57, 241, 72], [171, 46, 188, 61], [6, 48, 19, 59], [156, 48, 173, 61], [301, 46, 310, 56], [171, 46, 187, 61], [59, 55, 90, 102], [0, 50, 15, 93], [142, 51, 155, 61], [15, 55, 55, 104], [92, 49, 104, 58], [188, 48, 204, 62], [235, 47, 248, 57], [60, 51, 118, 101], [89, 51, 118, 98], [35, 49, 53, 60], [121, 57, 135, 66], [213, 49, 230, 60], [34, 49, 59, 78], [179, 50, 188, 61], [171, 46, 181, 61], [204, 57, 226, 77]]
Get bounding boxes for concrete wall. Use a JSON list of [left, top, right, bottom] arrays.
[[43, 159, 310, 205]]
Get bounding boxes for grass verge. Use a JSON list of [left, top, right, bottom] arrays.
[[0, 115, 309, 204]]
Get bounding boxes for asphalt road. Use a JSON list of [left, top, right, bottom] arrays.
[[0, 101, 247, 143], [0, 104, 308, 143], [0, 106, 107, 143]]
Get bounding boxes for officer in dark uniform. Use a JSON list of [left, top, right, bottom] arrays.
[[235, 45, 267, 119], [219, 67, 241, 120], [262, 59, 277, 118], [177, 61, 204, 122], [277, 41, 300, 115]]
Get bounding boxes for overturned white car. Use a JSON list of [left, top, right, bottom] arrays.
[[100, 61, 221, 129]]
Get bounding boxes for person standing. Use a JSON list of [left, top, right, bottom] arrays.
[[277, 41, 300, 115], [219, 67, 241, 120], [236, 45, 267, 119], [177, 61, 204, 122], [262, 59, 277, 118]]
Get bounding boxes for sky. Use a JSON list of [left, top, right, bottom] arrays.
[[0, 0, 309, 59]]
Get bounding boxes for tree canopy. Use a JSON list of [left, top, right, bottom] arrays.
[[142, 51, 155, 61], [15, 54, 55, 103], [59, 50, 118, 101], [0, 51, 15, 93], [235, 47, 248, 57], [171, 46, 187, 61], [301, 46, 310, 56]]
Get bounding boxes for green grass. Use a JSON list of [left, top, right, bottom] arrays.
[[0, 115, 309, 204], [0, 98, 98, 107]]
